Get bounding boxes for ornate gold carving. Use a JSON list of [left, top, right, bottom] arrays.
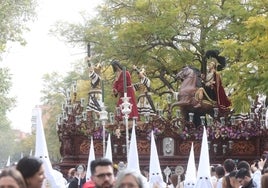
[[80, 140, 89, 154], [231, 141, 255, 155], [178, 141, 201, 155], [137, 140, 150, 154]]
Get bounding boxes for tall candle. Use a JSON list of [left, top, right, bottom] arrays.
[[123, 67, 127, 94], [102, 80, 104, 102]]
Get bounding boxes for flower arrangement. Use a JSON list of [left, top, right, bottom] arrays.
[[93, 127, 103, 139], [174, 117, 267, 140], [164, 98, 268, 140], [146, 127, 162, 140]]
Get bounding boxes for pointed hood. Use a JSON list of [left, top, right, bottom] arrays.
[[127, 124, 140, 172], [34, 107, 66, 188], [149, 131, 164, 187], [105, 133, 113, 162], [184, 142, 196, 188], [195, 126, 213, 188], [6, 156, 11, 167], [34, 108, 49, 159], [127, 124, 150, 188], [86, 137, 96, 180]]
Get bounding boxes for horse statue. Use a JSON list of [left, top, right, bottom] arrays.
[[172, 65, 231, 126]]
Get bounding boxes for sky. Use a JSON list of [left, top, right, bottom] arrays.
[[2, 0, 101, 133]]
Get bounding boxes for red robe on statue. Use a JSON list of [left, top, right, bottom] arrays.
[[113, 70, 139, 120], [214, 72, 231, 111]]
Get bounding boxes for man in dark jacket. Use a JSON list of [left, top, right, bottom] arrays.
[[236, 168, 257, 188]]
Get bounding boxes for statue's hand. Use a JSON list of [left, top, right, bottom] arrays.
[[113, 88, 118, 97]]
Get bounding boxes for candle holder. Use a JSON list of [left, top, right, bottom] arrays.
[[231, 116, 235, 125], [113, 144, 118, 154], [200, 116, 206, 126], [157, 109, 163, 117], [249, 112, 254, 120], [207, 115, 213, 126], [62, 111, 67, 120], [116, 107, 121, 117], [109, 112, 114, 124], [57, 115, 62, 125], [228, 140, 233, 150], [61, 103, 66, 111], [189, 113, 194, 122], [95, 120, 100, 128], [82, 112, 87, 121], [144, 112, 150, 123], [75, 116, 80, 125], [176, 110, 180, 118], [173, 92, 179, 100], [222, 144, 227, 154], [67, 105, 73, 115], [80, 98, 85, 107], [72, 81, 77, 93], [213, 144, 218, 153], [66, 88, 71, 100], [220, 117, 225, 126], [167, 94, 172, 104], [213, 108, 219, 118], [207, 141, 211, 150], [122, 145, 126, 154], [99, 104, 108, 157]]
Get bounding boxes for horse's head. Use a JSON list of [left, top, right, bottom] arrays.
[[176, 66, 194, 81]]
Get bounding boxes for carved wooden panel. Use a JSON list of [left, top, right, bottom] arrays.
[[80, 140, 90, 154], [94, 142, 104, 155], [137, 139, 150, 154], [231, 140, 256, 155], [178, 141, 201, 155], [58, 134, 267, 175]]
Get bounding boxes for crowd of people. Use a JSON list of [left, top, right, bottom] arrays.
[[2, 156, 268, 188], [208, 157, 268, 188]]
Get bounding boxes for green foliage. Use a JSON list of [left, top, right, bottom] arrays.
[[0, 0, 37, 54], [0, 68, 15, 129], [0, 0, 37, 166], [51, 0, 268, 113]]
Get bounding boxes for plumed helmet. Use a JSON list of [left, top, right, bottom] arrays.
[[205, 50, 226, 71]]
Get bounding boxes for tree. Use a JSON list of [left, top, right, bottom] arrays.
[[0, 68, 16, 167], [0, 0, 37, 167], [52, 0, 268, 112], [218, 1, 268, 112], [0, 0, 37, 54]]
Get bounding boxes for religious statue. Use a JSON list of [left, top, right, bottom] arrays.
[[194, 55, 231, 112], [111, 60, 139, 120], [132, 65, 156, 115], [86, 57, 102, 112]]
